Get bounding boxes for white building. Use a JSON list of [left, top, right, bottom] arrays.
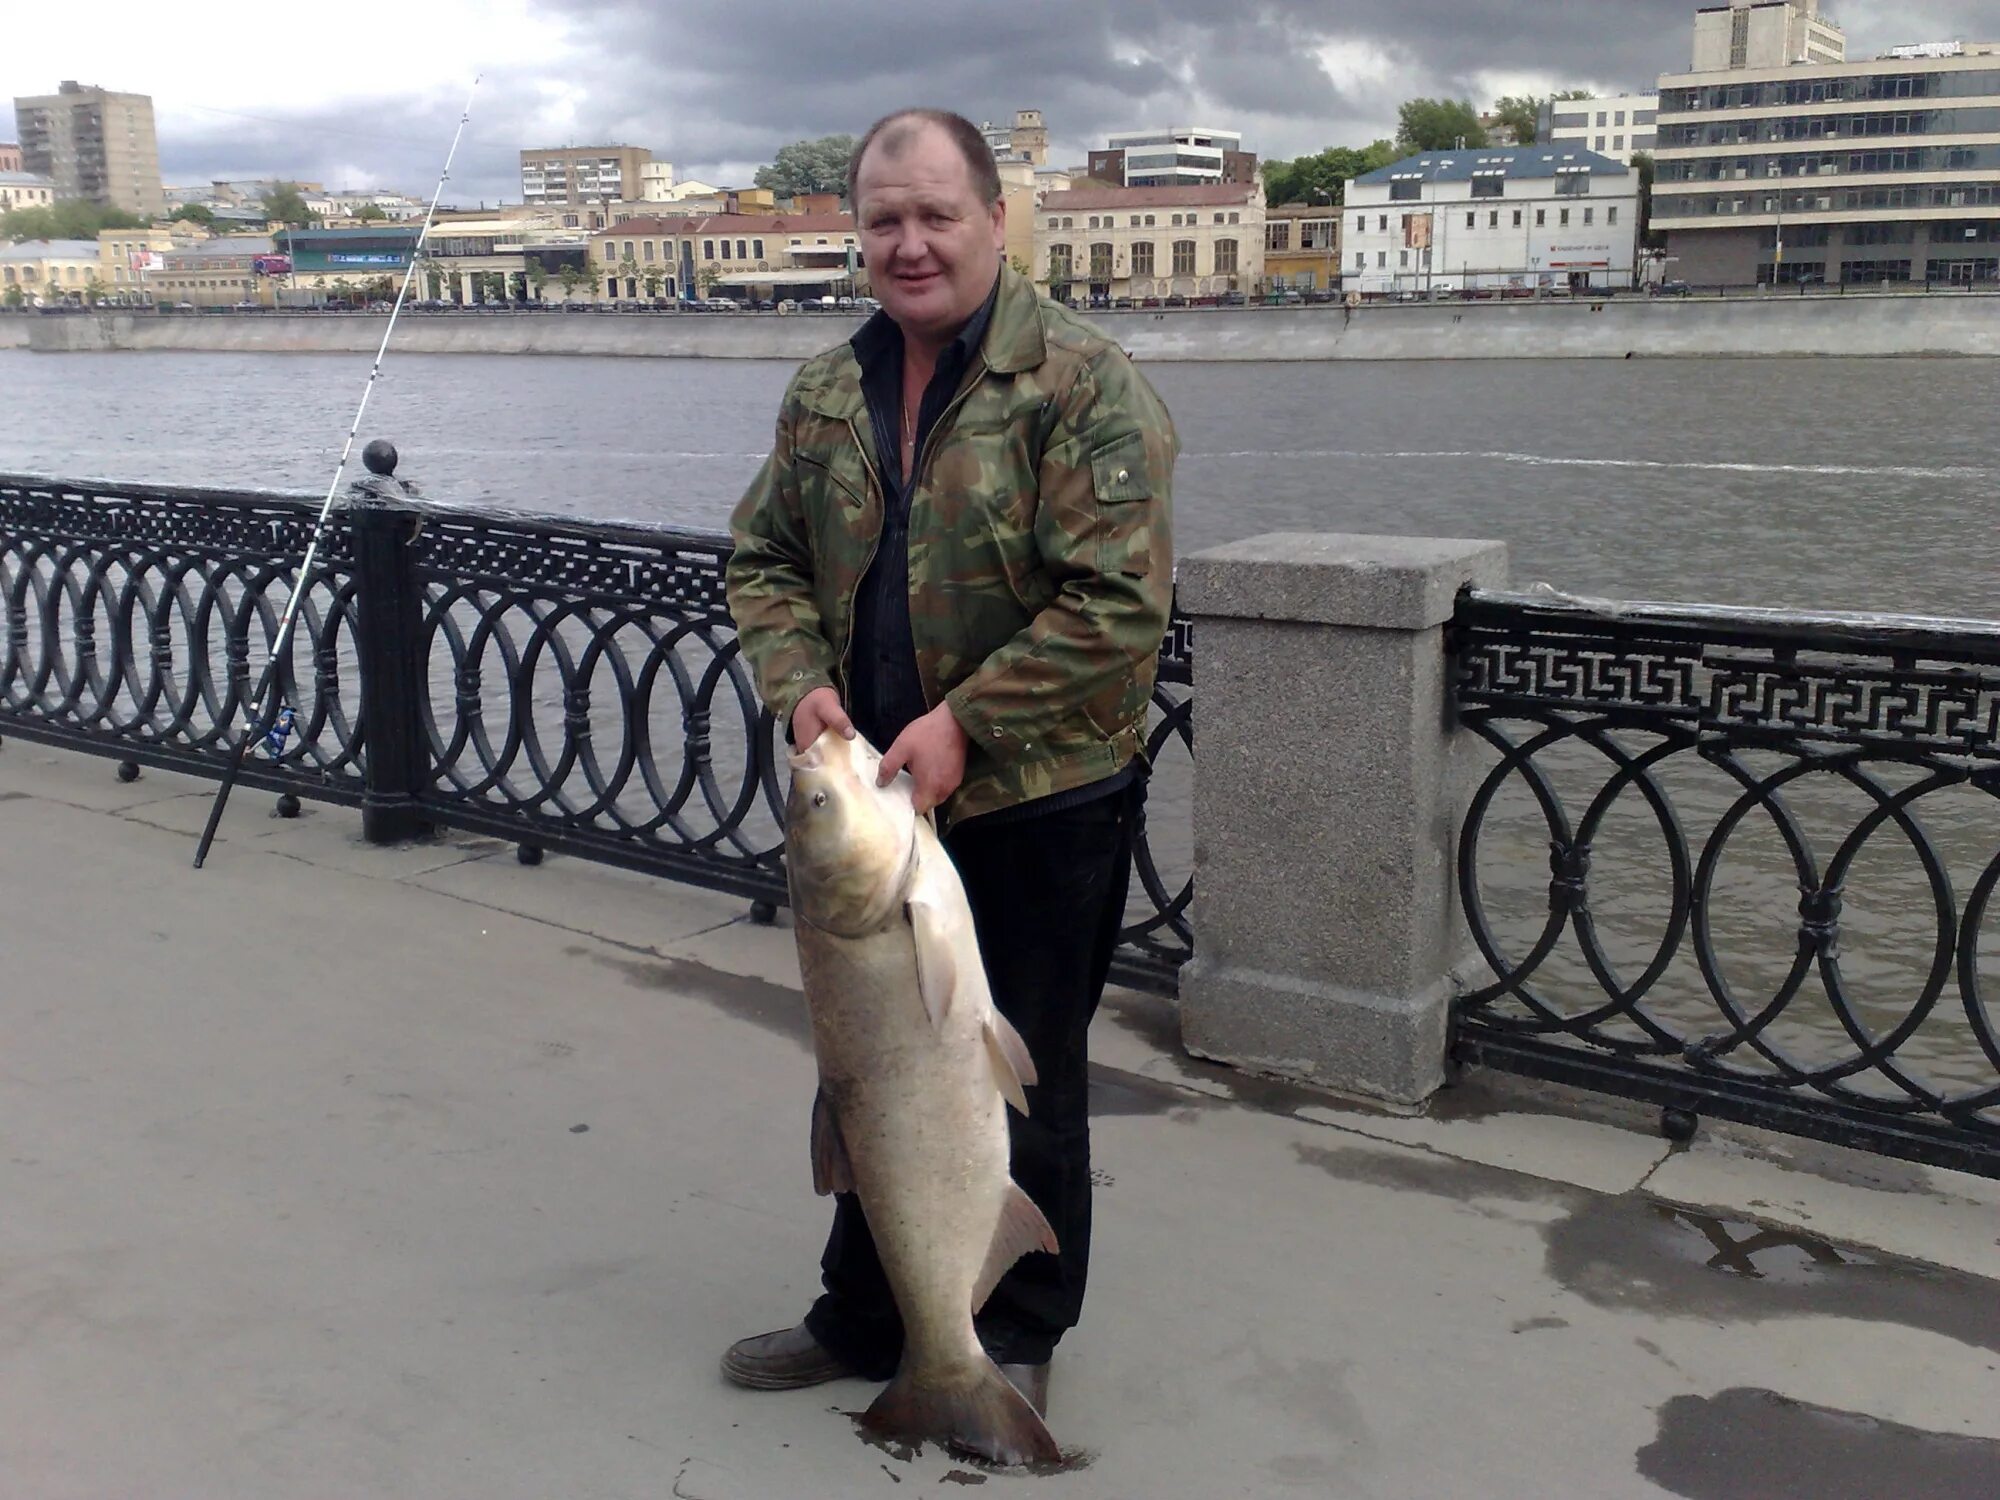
[[1345, 146, 1640, 296], [1691, 0, 1845, 71], [640, 161, 678, 201], [1537, 94, 1661, 165], [1092, 127, 1253, 189]]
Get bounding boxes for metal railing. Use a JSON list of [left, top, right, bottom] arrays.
[[0, 470, 1192, 995], [1450, 587, 2000, 1178]]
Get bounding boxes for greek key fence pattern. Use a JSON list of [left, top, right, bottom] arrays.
[[1452, 590, 2000, 1178]]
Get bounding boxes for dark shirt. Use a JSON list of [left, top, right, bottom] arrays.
[[846, 269, 1135, 825]]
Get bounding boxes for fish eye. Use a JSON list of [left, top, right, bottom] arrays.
[[812, 791, 828, 808]]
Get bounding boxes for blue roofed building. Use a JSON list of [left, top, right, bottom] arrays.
[[1344, 146, 1639, 297]]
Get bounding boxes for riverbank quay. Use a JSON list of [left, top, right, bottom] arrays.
[[2, 741, 1997, 1500], [18, 286, 2000, 359]]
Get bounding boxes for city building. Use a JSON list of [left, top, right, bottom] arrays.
[[1035, 182, 1265, 301], [1087, 128, 1258, 189], [589, 213, 863, 302], [273, 225, 421, 301], [1653, 31, 2000, 284], [0, 238, 102, 304], [981, 111, 1048, 165], [0, 143, 21, 172], [1537, 93, 1661, 164], [146, 237, 279, 306], [520, 146, 652, 207], [97, 225, 179, 301], [1263, 204, 1343, 292], [1691, 0, 1845, 71], [1345, 146, 1639, 296], [640, 162, 678, 200], [410, 215, 587, 304], [12, 81, 164, 219], [208, 179, 326, 207], [0, 170, 56, 211], [305, 190, 428, 222]]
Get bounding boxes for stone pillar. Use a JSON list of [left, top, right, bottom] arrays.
[[1176, 532, 1508, 1106]]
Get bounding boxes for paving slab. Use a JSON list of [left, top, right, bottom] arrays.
[[1, 752, 1996, 1500]]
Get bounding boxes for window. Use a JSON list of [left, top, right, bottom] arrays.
[[1584, 207, 1594, 224], [1047, 218, 1059, 230], [1130, 215, 1140, 227], [1615, 111, 1626, 126], [623, 241, 635, 259], [1472, 178, 1503, 198], [1607, 207, 1619, 224], [1215, 238, 1237, 274], [1048, 243, 1072, 278], [1170, 214, 1182, 227], [1087, 216, 1098, 229], [1229, 212, 1239, 224], [1062, 217, 1073, 229], [1267, 221, 1292, 252], [1301, 220, 1334, 250], [642, 241, 654, 262], [1172, 239, 1196, 275], [1490, 210, 1499, 227], [1560, 208, 1571, 226], [1596, 111, 1608, 127], [1144, 214, 1155, 226], [1378, 250, 1387, 267], [1379, 215, 1388, 231], [1356, 214, 1366, 234], [1535, 209, 1546, 226], [1089, 242, 1113, 280], [703, 240, 715, 260], [1390, 181, 1420, 201], [1513, 209, 1522, 226], [1131, 240, 1154, 277], [1213, 213, 1224, 224], [1356, 251, 1365, 269], [754, 239, 764, 259], [735, 240, 747, 260], [1399, 249, 1409, 267], [1466, 213, 1475, 229], [1613, 136, 1624, 151], [606, 278, 617, 297], [1595, 136, 1606, 150]]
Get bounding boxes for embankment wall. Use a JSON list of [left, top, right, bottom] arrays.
[[21, 294, 2000, 360]]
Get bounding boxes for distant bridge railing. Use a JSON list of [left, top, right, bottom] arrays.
[[0, 468, 1192, 995], [1451, 588, 2000, 1178]]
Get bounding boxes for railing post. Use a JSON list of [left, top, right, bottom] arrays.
[[349, 445, 432, 845], [1176, 532, 1508, 1107]]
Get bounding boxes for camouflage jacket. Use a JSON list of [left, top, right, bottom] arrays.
[[726, 264, 1177, 823]]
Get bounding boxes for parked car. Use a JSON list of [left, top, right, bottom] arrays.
[[1651, 280, 1692, 297], [1164, 293, 1188, 308]]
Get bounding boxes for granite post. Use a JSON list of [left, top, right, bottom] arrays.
[[1176, 532, 1509, 1106]]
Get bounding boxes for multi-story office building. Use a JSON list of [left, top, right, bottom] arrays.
[[1691, 0, 1845, 71], [12, 81, 164, 219], [1087, 128, 1257, 189], [1346, 146, 1639, 296], [520, 146, 652, 208], [1035, 182, 1264, 301], [1537, 94, 1661, 165], [1653, 32, 2000, 284], [981, 111, 1048, 166]]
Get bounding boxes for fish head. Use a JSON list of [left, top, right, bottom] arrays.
[[785, 728, 919, 935]]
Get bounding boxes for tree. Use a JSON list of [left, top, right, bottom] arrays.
[[527, 261, 550, 302], [1396, 98, 1487, 152], [168, 203, 216, 230], [642, 269, 662, 299], [2, 199, 145, 242], [479, 271, 507, 303], [83, 275, 106, 306], [423, 262, 445, 300], [557, 261, 589, 302], [2, 283, 22, 309], [1551, 88, 1596, 101], [616, 253, 640, 297], [1262, 141, 1400, 206], [352, 203, 387, 222], [753, 134, 858, 200], [695, 264, 723, 297], [260, 182, 320, 228], [1631, 152, 1666, 249], [1490, 96, 1543, 147]]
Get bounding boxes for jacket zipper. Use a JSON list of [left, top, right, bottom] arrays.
[[835, 416, 885, 701]]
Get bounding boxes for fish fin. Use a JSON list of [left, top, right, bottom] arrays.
[[972, 1180, 1060, 1313], [982, 1011, 1037, 1114], [863, 1354, 1060, 1468], [906, 895, 957, 1031], [810, 1087, 854, 1197]]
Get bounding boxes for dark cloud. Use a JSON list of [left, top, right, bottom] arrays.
[[154, 1, 1971, 200]]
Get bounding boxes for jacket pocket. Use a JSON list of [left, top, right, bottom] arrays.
[[1088, 430, 1154, 578]]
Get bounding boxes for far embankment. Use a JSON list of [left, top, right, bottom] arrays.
[[21, 292, 2000, 360], [0, 318, 28, 349]]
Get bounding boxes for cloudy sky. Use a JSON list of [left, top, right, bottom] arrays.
[[7, 2, 1989, 203]]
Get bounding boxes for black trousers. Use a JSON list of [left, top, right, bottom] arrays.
[[802, 780, 1141, 1377]]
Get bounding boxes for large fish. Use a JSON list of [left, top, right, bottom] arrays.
[[785, 728, 1061, 1467]]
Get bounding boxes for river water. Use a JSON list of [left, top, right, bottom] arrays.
[[5, 349, 1999, 1103]]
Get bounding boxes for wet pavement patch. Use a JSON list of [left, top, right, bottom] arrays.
[[572, 944, 811, 1049], [1544, 1199, 2000, 1354], [1638, 1387, 2000, 1500], [1292, 1140, 1569, 1209]]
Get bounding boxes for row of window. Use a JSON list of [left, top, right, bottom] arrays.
[[1046, 239, 1238, 277], [1658, 107, 2000, 147], [1659, 146, 1989, 181], [1662, 70, 2000, 113], [1352, 206, 1617, 233], [1657, 182, 2000, 215], [1048, 211, 1243, 230], [592, 235, 855, 266], [1265, 221, 1336, 251]]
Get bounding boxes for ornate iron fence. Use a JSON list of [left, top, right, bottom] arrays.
[[1451, 588, 2000, 1178], [0, 471, 1192, 994]]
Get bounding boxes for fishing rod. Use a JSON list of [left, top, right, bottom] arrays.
[[192, 74, 480, 869]]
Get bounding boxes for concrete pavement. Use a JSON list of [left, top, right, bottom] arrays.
[[1, 742, 1996, 1500]]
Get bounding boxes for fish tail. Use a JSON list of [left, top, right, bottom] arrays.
[[862, 1355, 1059, 1467]]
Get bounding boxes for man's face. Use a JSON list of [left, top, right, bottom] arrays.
[[854, 122, 1005, 347]]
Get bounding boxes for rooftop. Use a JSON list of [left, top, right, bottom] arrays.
[[590, 212, 856, 235], [1040, 183, 1260, 211], [0, 238, 99, 260], [0, 170, 54, 186], [1355, 145, 1633, 185]]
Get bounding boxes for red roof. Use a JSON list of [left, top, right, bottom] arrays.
[[1040, 183, 1258, 212], [592, 212, 855, 236]]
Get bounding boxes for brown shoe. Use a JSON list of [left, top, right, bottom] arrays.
[[720, 1324, 854, 1391], [998, 1360, 1049, 1418]]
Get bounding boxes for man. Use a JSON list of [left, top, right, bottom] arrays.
[[722, 108, 1175, 1419]]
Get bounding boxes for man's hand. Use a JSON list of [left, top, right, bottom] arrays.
[[790, 686, 854, 750], [879, 702, 968, 815]]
